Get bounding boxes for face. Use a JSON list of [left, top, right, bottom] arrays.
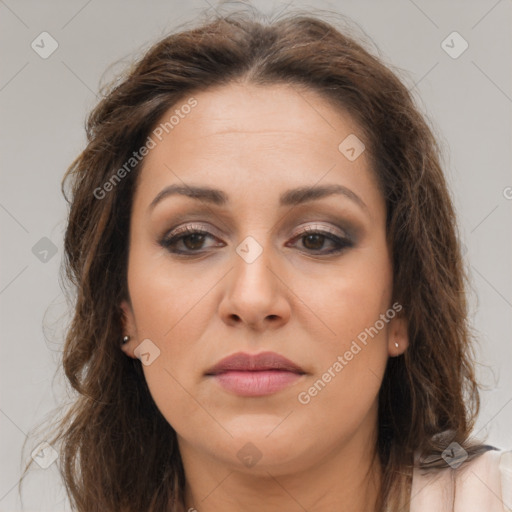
[[120, 82, 408, 476]]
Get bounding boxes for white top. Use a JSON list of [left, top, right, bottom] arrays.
[[410, 448, 512, 511]]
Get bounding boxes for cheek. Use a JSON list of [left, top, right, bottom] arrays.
[[295, 247, 393, 351], [127, 244, 217, 341], [294, 353, 384, 451], [126, 250, 221, 429], [292, 247, 392, 414], [293, 266, 393, 438]]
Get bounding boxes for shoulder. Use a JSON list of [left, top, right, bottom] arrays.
[[410, 447, 512, 512]]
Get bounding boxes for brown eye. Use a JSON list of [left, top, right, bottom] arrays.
[[302, 233, 326, 251], [289, 226, 353, 255], [160, 224, 353, 257], [160, 225, 223, 254], [181, 232, 208, 251]]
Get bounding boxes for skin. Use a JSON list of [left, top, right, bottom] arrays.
[[120, 82, 409, 512]]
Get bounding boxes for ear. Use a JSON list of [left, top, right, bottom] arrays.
[[120, 299, 138, 359], [387, 307, 409, 357]]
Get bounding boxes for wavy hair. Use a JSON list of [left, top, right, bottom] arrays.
[[19, 5, 490, 511]]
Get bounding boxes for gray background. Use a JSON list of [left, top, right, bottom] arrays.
[[1, 1, 511, 510]]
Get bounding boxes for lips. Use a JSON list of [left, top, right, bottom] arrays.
[[205, 351, 306, 397], [205, 351, 306, 375]]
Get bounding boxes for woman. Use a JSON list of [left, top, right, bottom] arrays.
[[19, 6, 511, 512]]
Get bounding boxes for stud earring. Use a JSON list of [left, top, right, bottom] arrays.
[[394, 341, 399, 348], [122, 335, 130, 344]]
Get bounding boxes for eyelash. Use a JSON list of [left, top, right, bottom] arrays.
[[159, 223, 354, 256]]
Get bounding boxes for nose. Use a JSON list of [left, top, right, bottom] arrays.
[[218, 238, 291, 332]]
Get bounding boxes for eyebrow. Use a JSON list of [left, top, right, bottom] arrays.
[[148, 183, 368, 213]]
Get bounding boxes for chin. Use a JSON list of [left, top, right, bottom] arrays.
[[215, 421, 314, 469]]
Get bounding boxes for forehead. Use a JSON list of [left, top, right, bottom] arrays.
[[133, 82, 382, 219], [158, 82, 362, 146]]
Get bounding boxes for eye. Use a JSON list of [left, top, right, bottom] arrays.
[[287, 224, 353, 254], [159, 224, 224, 254], [159, 223, 353, 256]]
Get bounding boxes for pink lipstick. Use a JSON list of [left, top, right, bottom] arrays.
[[205, 351, 306, 397]]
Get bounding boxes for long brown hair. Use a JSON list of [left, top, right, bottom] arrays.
[[18, 5, 491, 511]]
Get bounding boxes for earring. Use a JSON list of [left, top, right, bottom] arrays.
[[394, 341, 399, 348], [122, 335, 130, 344]]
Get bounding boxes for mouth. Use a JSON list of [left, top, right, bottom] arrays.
[[205, 351, 306, 397]]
